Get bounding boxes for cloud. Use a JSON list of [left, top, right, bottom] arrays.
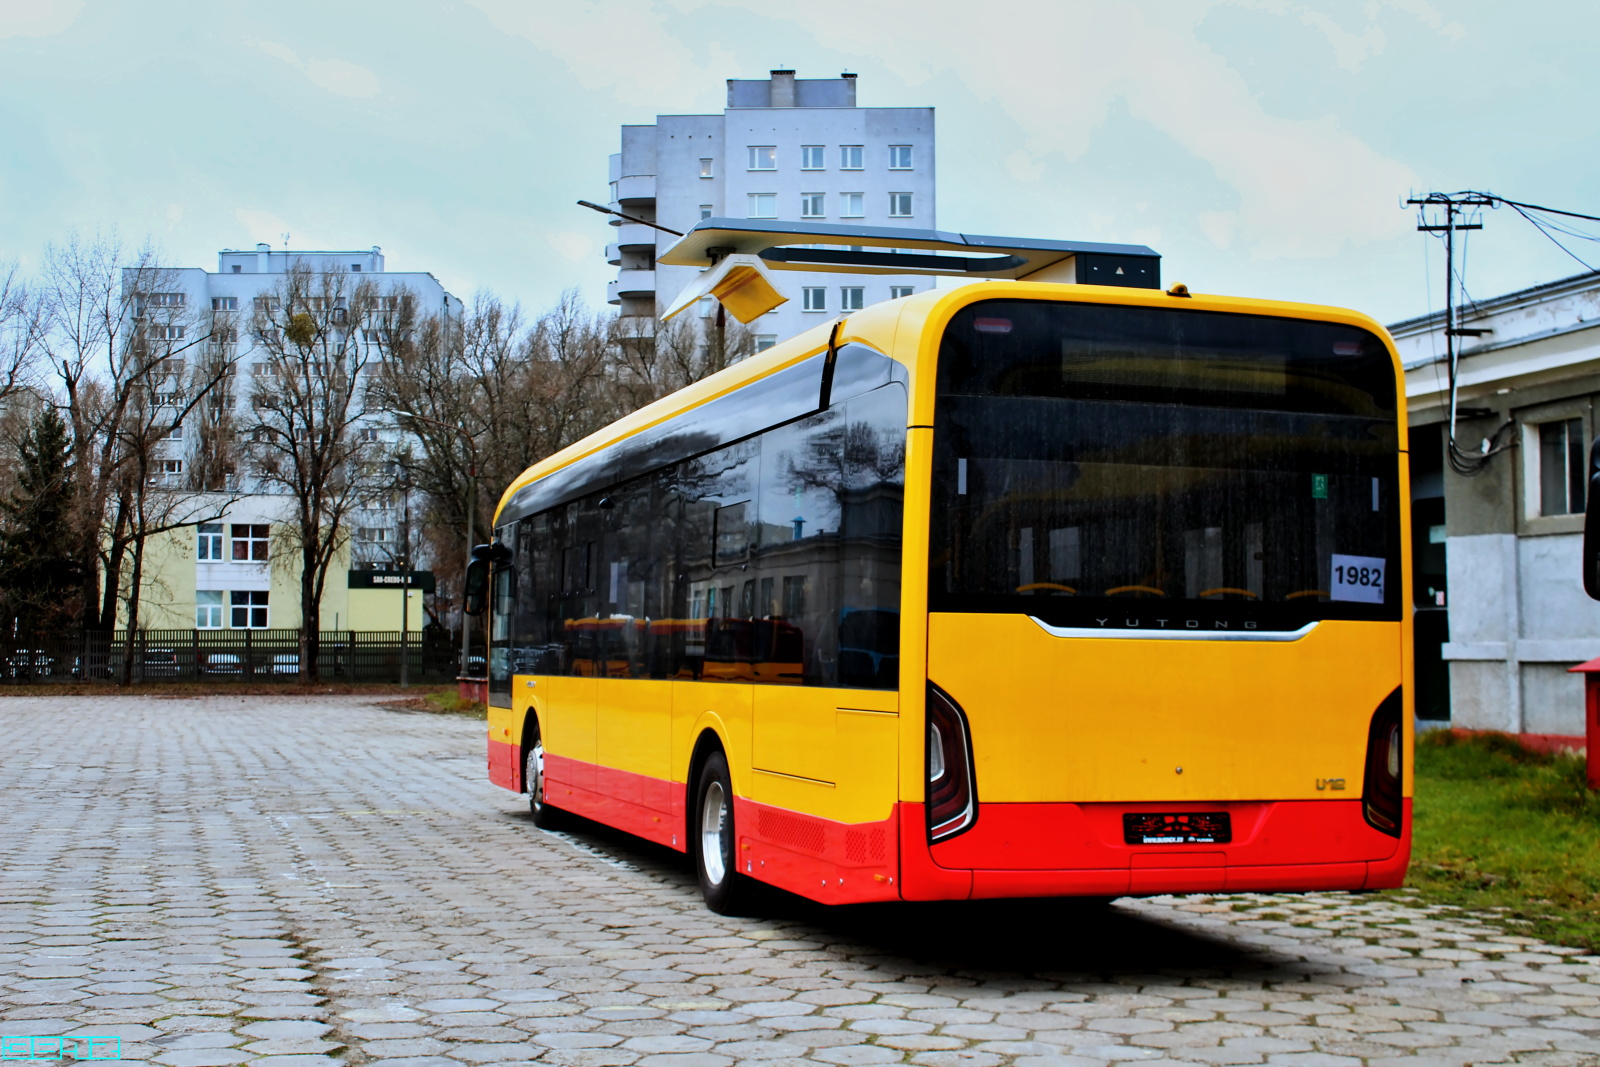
[[250, 39, 381, 99], [544, 232, 595, 264], [0, 0, 83, 39], [464, 0, 735, 108], [467, 0, 1423, 261]]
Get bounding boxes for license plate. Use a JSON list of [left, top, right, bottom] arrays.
[[1123, 811, 1231, 845]]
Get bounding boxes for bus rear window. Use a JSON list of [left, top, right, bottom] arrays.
[[930, 300, 1401, 630]]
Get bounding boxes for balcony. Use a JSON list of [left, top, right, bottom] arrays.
[[614, 268, 656, 299], [614, 174, 656, 206], [605, 242, 621, 266], [613, 222, 659, 250]]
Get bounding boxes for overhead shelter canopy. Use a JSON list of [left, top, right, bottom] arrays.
[[658, 218, 1161, 287]]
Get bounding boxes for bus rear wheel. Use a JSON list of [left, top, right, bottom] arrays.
[[524, 722, 569, 831], [693, 750, 749, 914]]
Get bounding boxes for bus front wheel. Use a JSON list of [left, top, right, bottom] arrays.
[[693, 750, 748, 914]]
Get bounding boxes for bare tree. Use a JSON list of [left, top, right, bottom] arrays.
[[245, 263, 397, 681], [31, 233, 228, 632], [0, 261, 40, 404]]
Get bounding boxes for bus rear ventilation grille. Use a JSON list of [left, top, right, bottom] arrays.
[[844, 826, 886, 865], [757, 808, 826, 854]]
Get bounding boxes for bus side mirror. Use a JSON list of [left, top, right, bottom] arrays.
[[464, 558, 489, 616], [1585, 438, 1600, 600]]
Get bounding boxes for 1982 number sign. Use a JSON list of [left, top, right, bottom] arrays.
[[1330, 553, 1385, 604]]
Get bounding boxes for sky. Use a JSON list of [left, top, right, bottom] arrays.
[[1, 0, 1596, 328]]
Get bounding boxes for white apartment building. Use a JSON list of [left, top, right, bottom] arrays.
[[605, 70, 936, 348], [124, 244, 462, 633]]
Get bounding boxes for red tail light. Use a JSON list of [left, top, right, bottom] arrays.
[[1362, 688, 1404, 836], [927, 684, 977, 841]]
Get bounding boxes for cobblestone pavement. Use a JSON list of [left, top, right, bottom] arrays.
[[2, 695, 1599, 1067]]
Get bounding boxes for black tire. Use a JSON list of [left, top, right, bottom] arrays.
[[692, 750, 749, 914], [524, 719, 570, 830]]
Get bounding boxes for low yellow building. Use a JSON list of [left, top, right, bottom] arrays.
[[123, 514, 431, 634]]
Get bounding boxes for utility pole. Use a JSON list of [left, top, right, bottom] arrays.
[[399, 478, 410, 689], [1407, 192, 1497, 473]]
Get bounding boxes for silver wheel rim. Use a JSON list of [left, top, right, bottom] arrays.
[[525, 741, 545, 812], [700, 780, 729, 886]]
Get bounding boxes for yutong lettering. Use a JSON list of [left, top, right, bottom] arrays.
[[1092, 618, 1259, 630]]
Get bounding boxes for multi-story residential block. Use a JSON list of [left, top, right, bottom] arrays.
[[122, 244, 461, 633], [605, 70, 935, 349], [1392, 270, 1600, 738]]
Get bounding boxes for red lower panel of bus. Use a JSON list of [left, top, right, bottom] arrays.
[[491, 738, 1408, 901], [913, 798, 1410, 898]]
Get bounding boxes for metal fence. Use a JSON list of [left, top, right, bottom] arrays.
[[0, 629, 475, 684]]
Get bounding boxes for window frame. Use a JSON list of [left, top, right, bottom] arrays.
[[195, 590, 224, 629], [839, 192, 864, 218], [1519, 400, 1593, 534], [747, 145, 776, 171], [802, 287, 827, 312], [841, 287, 865, 311], [801, 145, 825, 170], [800, 193, 825, 219], [888, 144, 913, 170], [747, 193, 777, 219], [891, 286, 915, 300], [889, 192, 913, 217], [840, 145, 863, 170], [231, 523, 270, 563], [230, 589, 269, 629], [699, 158, 714, 178]]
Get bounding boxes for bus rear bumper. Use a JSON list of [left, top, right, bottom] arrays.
[[904, 798, 1411, 900]]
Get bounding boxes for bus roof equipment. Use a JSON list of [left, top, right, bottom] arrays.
[[658, 218, 1161, 323]]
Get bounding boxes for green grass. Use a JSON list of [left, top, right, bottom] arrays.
[[1394, 729, 1600, 951]]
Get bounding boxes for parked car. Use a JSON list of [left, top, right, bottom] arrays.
[[201, 652, 243, 675], [140, 648, 181, 678], [269, 653, 300, 676], [5, 649, 56, 679]]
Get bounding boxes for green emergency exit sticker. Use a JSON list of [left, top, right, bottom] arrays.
[[1312, 474, 1329, 499]]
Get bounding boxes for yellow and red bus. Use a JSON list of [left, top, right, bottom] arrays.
[[478, 268, 1411, 913]]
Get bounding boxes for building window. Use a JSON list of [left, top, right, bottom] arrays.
[[212, 297, 238, 311], [143, 293, 186, 310], [891, 286, 915, 299], [196, 590, 223, 629], [747, 146, 776, 171], [156, 459, 183, 485], [840, 145, 863, 170], [841, 287, 865, 311], [889, 192, 913, 217], [802, 287, 827, 312], [754, 335, 777, 352], [231, 265, 242, 274], [230, 590, 269, 629], [698, 296, 716, 319], [149, 325, 186, 341], [358, 427, 379, 443], [840, 192, 864, 218], [1539, 417, 1586, 516], [801, 145, 825, 170], [700, 204, 713, 220], [351, 263, 362, 272], [889, 145, 913, 169], [747, 193, 777, 218], [699, 158, 714, 177], [197, 522, 223, 560], [232, 523, 269, 562], [167, 421, 184, 440], [358, 526, 390, 543], [800, 193, 825, 218]]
